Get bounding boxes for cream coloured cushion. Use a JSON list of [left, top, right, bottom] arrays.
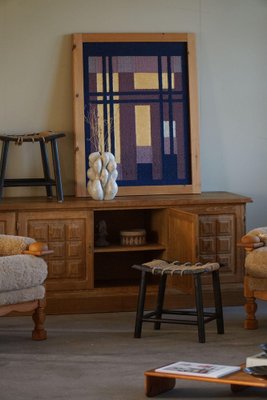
[[245, 227, 267, 242], [245, 247, 267, 278], [0, 254, 47, 291], [0, 234, 35, 256], [246, 227, 267, 236], [0, 285, 45, 306], [246, 275, 267, 291]]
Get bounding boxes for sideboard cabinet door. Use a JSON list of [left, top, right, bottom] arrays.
[[198, 214, 236, 283], [167, 207, 242, 293], [0, 212, 16, 234], [17, 210, 93, 291], [167, 208, 199, 294]]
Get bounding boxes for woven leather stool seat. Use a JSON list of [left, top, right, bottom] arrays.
[[132, 260, 224, 343], [0, 131, 65, 202]]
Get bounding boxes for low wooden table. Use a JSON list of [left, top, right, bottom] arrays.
[[144, 364, 267, 397]]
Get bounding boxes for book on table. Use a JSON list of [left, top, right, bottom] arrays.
[[155, 361, 240, 378], [246, 352, 267, 367]]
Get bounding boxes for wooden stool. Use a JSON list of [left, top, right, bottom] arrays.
[[0, 131, 65, 202], [132, 260, 224, 343]]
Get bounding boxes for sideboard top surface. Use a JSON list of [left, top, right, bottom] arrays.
[[0, 192, 252, 211]]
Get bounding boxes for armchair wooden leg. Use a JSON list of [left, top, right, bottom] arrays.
[[32, 298, 47, 340], [244, 296, 258, 329]]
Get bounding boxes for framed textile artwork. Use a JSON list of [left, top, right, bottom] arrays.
[[72, 33, 200, 197]]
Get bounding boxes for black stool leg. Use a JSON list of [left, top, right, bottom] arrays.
[[39, 141, 53, 198], [194, 274, 205, 343], [154, 274, 167, 330], [212, 270, 224, 334], [134, 270, 147, 338], [0, 141, 9, 200], [50, 138, 64, 202]]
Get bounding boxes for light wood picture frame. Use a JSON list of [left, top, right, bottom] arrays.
[[72, 33, 200, 197]]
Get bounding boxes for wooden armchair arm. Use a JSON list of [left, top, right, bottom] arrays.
[[23, 242, 54, 256]]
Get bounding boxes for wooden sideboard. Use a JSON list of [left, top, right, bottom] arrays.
[[0, 192, 251, 314]]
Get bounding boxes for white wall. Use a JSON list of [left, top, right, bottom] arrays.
[[0, 0, 266, 229]]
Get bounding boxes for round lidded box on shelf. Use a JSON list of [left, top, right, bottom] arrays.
[[120, 229, 146, 246]]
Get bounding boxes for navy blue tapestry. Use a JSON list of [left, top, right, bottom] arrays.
[[83, 42, 191, 187]]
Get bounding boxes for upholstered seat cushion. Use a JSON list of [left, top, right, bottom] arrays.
[[245, 275, 267, 292], [0, 234, 35, 256], [0, 254, 47, 291], [0, 285, 45, 306], [245, 247, 267, 278], [245, 226, 267, 239]]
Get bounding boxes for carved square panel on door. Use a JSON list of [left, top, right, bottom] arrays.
[[0, 213, 16, 234], [17, 211, 92, 290], [199, 214, 235, 282]]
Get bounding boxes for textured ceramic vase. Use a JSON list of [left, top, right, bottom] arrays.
[[87, 152, 118, 200]]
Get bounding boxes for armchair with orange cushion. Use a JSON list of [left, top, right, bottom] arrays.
[[0, 235, 52, 340], [240, 227, 267, 329]]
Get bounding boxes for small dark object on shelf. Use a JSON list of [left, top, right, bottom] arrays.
[[95, 220, 109, 247]]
